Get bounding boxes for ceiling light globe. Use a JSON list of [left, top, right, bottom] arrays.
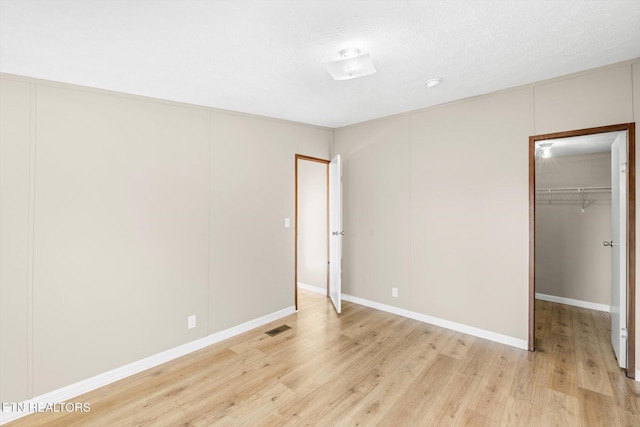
[[340, 48, 360, 59]]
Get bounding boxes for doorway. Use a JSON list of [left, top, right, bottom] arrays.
[[529, 123, 636, 379], [295, 155, 330, 310]]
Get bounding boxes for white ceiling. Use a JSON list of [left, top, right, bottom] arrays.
[[1, 1, 639, 128]]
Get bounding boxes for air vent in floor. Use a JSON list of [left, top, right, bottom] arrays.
[[265, 325, 291, 337]]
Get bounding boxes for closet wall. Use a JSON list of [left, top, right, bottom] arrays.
[[535, 152, 612, 307]]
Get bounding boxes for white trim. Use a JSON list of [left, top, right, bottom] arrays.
[[0, 306, 296, 425], [341, 293, 528, 350], [535, 293, 610, 312], [297, 282, 326, 295], [636, 370, 640, 382]]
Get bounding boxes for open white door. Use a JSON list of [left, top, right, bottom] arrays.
[[610, 132, 628, 368], [329, 155, 342, 314]]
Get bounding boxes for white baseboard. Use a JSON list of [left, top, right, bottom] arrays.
[[297, 282, 326, 295], [636, 370, 640, 382], [341, 293, 528, 350], [0, 306, 296, 425], [535, 293, 610, 312]]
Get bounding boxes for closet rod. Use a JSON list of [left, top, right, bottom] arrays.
[[535, 186, 611, 193]]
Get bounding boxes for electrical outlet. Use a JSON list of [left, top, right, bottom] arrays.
[[392, 287, 398, 298], [188, 315, 196, 329]]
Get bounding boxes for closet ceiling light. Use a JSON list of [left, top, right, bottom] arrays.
[[325, 48, 377, 81], [539, 142, 553, 159]]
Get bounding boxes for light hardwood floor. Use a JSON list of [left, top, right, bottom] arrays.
[[7, 290, 640, 426]]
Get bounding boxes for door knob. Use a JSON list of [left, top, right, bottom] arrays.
[[603, 241, 613, 247]]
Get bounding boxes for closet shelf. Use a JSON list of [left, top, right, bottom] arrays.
[[535, 186, 611, 211]]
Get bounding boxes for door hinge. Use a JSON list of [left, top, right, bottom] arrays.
[[621, 162, 628, 173], [621, 328, 628, 339]]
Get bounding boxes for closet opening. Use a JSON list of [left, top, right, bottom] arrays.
[[529, 123, 636, 380]]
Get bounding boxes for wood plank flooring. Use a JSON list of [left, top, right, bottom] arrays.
[[7, 291, 640, 426]]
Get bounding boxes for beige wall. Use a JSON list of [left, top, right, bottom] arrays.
[[535, 153, 611, 305], [335, 90, 531, 339], [335, 60, 638, 346], [338, 115, 411, 307], [411, 89, 532, 339], [0, 75, 332, 401], [533, 65, 633, 135], [32, 86, 211, 395], [0, 79, 31, 402], [297, 159, 328, 289]]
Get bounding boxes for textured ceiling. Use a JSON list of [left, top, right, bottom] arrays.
[[1, 0, 639, 128]]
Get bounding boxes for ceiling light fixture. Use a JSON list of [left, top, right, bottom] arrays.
[[539, 142, 553, 159], [340, 48, 360, 59], [424, 77, 442, 88], [325, 48, 377, 81]]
